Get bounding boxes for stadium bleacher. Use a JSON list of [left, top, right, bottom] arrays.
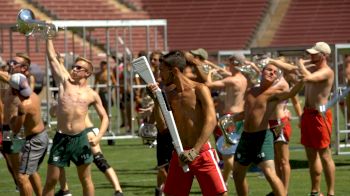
[[1, 0, 350, 65], [271, 0, 350, 47], [125, 0, 270, 52]]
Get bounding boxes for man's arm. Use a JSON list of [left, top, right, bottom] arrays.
[[204, 60, 232, 77], [269, 81, 304, 102], [9, 104, 26, 134], [298, 58, 332, 83], [269, 58, 298, 72], [93, 73, 99, 91], [305, 68, 333, 83], [205, 70, 234, 89], [290, 95, 302, 118], [46, 39, 71, 84], [192, 84, 217, 152], [91, 90, 109, 145], [152, 101, 168, 133], [0, 70, 10, 82]]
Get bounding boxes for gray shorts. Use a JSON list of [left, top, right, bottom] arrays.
[[19, 130, 49, 175]]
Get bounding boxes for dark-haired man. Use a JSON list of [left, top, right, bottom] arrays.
[[43, 39, 109, 196], [204, 54, 248, 186], [149, 50, 227, 196], [94, 60, 117, 113]]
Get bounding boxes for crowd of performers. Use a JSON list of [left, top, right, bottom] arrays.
[[0, 40, 340, 196]]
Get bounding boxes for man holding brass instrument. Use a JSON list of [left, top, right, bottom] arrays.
[[204, 54, 248, 186], [43, 37, 109, 196], [298, 42, 335, 196], [232, 63, 305, 196], [0, 53, 32, 192]]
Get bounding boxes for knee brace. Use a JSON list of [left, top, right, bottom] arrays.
[[93, 152, 111, 173]]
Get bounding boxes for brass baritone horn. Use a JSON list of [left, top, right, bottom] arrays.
[[17, 8, 57, 39], [215, 114, 242, 155]]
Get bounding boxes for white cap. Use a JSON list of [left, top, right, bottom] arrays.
[[9, 73, 32, 97], [306, 42, 331, 55]]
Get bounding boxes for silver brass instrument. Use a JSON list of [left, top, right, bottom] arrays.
[[216, 114, 242, 155], [17, 8, 57, 39], [201, 63, 224, 81], [270, 118, 285, 141], [139, 123, 157, 142], [235, 64, 260, 84]]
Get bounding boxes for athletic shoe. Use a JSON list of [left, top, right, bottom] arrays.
[[155, 187, 163, 196], [114, 191, 124, 196], [54, 189, 72, 196]]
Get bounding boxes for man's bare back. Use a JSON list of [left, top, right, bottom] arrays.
[[223, 74, 247, 113]]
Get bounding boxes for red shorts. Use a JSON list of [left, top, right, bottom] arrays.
[[163, 143, 227, 196], [214, 125, 222, 141], [301, 108, 332, 149], [269, 116, 292, 142]]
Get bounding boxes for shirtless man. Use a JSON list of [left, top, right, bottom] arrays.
[[42, 39, 109, 196], [232, 63, 304, 196], [204, 54, 248, 185], [50, 104, 123, 196], [267, 57, 303, 195], [9, 73, 48, 196], [94, 60, 117, 113], [0, 53, 32, 191], [149, 50, 227, 196], [299, 42, 335, 196]]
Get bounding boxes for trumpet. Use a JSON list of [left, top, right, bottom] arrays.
[[215, 114, 242, 155], [17, 8, 57, 39]]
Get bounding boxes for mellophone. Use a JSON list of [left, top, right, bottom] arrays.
[[132, 56, 190, 172], [216, 114, 286, 155], [216, 114, 242, 155]]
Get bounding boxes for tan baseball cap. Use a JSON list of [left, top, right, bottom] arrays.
[[190, 48, 208, 60], [306, 42, 331, 55]]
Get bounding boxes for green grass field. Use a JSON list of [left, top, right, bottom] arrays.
[[1, 104, 350, 195]]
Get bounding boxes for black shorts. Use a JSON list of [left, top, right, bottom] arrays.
[[234, 130, 274, 166], [156, 129, 173, 168], [1, 124, 25, 154]]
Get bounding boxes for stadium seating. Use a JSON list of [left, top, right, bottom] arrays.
[[271, 0, 350, 47], [125, 0, 270, 52]]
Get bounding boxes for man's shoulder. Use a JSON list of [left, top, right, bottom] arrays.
[[85, 86, 97, 94], [194, 82, 209, 91]]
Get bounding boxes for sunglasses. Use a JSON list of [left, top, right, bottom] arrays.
[[8, 60, 23, 67], [72, 64, 88, 72]]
